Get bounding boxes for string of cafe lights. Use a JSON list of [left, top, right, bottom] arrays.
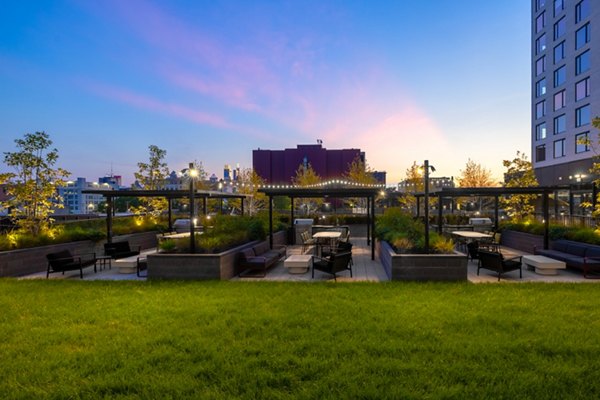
[[217, 179, 386, 190]]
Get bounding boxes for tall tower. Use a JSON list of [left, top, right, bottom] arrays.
[[531, 0, 598, 185]]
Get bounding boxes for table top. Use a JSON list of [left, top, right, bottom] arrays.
[[285, 254, 313, 262], [451, 231, 492, 239], [313, 231, 342, 239], [522, 255, 566, 266]]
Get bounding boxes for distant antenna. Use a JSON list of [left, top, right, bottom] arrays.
[[317, 139, 322, 145]]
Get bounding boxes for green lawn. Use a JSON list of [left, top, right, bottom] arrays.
[[1, 280, 600, 399]]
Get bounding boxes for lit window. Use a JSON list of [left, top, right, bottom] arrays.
[[576, 50, 590, 75], [536, 34, 547, 54], [536, 122, 547, 140], [536, 78, 547, 97], [576, 0, 590, 23], [536, 56, 546, 76], [576, 104, 590, 127], [576, 24, 590, 50], [536, 145, 546, 162], [575, 78, 590, 101], [536, 12, 546, 33], [554, 90, 566, 111], [553, 65, 566, 87], [536, 100, 546, 119], [576, 132, 590, 153], [553, 41, 565, 63], [554, 139, 566, 158], [554, 114, 566, 134]]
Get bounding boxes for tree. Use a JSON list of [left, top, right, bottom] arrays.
[[501, 151, 539, 221], [235, 168, 266, 216], [399, 161, 424, 212], [132, 145, 170, 219], [293, 162, 322, 215], [457, 159, 496, 212], [0, 131, 70, 235], [344, 155, 378, 211], [584, 117, 600, 218]]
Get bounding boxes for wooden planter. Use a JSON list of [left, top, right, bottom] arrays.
[[377, 240, 467, 281], [147, 231, 287, 280]]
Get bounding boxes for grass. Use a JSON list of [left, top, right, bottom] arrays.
[[1, 280, 600, 399]]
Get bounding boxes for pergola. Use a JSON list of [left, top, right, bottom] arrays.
[[82, 189, 249, 243], [258, 185, 382, 260], [415, 185, 597, 250]]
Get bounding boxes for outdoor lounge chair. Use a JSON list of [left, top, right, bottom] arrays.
[[312, 251, 353, 281], [322, 241, 354, 267], [104, 241, 141, 259], [477, 249, 522, 281], [136, 257, 147, 277], [300, 231, 317, 254], [46, 249, 97, 279]]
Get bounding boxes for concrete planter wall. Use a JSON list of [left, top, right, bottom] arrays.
[[499, 229, 543, 254], [147, 230, 287, 280], [377, 240, 467, 281], [0, 231, 159, 277]]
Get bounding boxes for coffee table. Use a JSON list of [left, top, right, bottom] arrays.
[[284, 255, 312, 274], [522, 255, 566, 275]]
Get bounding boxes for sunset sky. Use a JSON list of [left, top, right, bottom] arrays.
[[0, 0, 530, 185]]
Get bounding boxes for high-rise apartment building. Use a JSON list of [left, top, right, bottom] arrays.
[[532, 0, 598, 185]]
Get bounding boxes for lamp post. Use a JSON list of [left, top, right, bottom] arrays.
[[423, 160, 436, 254], [188, 162, 198, 254]]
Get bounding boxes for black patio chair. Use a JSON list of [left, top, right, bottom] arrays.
[[477, 249, 522, 281], [312, 251, 353, 281], [46, 249, 97, 279]]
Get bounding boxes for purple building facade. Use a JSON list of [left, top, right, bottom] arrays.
[[253, 144, 364, 184]]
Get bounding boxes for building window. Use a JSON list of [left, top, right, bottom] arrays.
[[536, 78, 547, 97], [536, 122, 547, 140], [554, 17, 566, 39], [536, 0, 546, 11], [536, 56, 546, 76], [576, 0, 590, 23], [576, 50, 590, 75], [576, 104, 590, 127], [536, 12, 546, 33], [576, 132, 590, 153], [554, 90, 566, 111], [554, 114, 566, 134], [554, 0, 564, 15], [575, 77, 590, 101], [553, 65, 566, 87], [536, 145, 546, 162], [536, 100, 546, 119], [536, 34, 547, 55], [553, 41, 565, 63], [576, 23, 590, 50], [554, 139, 566, 158]]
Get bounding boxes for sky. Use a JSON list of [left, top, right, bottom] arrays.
[[0, 0, 531, 186]]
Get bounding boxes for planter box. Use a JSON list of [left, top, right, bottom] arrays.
[[148, 231, 287, 280], [0, 231, 159, 277], [377, 240, 467, 281], [499, 229, 543, 254]]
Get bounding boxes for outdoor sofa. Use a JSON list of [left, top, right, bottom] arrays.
[[238, 241, 286, 277], [46, 249, 97, 279], [534, 240, 600, 278], [104, 241, 141, 260]]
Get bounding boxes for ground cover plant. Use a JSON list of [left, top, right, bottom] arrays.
[[500, 220, 600, 245], [1, 280, 600, 399]]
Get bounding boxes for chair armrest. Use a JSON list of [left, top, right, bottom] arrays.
[[74, 252, 96, 258], [505, 255, 522, 263]]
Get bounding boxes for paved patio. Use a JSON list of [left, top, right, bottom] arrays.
[[20, 237, 600, 283]]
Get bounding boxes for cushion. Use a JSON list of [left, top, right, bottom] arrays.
[[253, 242, 270, 255], [241, 248, 255, 260], [47, 250, 74, 265], [551, 241, 569, 253], [585, 247, 600, 259], [566, 244, 588, 257]]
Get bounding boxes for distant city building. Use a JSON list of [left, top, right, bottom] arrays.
[[0, 184, 9, 216], [397, 176, 455, 193], [531, 0, 598, 185], [223, 164, 240, 182], [58, 177, 118, 214], [253, 143, 366, 184], [98, 175, 122, 187], [372, 171, 387, 185], [209, 173, 218, 184]]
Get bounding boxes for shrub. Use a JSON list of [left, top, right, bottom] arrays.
[[158, 239, 177, 253]]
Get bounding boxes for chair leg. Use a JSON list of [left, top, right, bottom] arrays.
[[80, 267, 83, 279], [46, 264, 50, 279]]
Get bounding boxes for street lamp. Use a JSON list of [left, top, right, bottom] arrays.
[[423, 160, 436, 254], [188, 162, 198, 253]]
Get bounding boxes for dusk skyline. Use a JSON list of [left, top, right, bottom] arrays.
[[0, 0, 530, 185]]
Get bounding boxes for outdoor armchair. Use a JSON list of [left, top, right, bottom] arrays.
[[46, 249, 97, 279], [300, 231, 317, 254], [312, 251, 353, 281], [104, 241, 141, 259], [477, 249, 522, 281]]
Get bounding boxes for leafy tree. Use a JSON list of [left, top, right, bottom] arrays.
[[500, 151, 539, 221], [235, 168, 266, 216], [293, 162, 322, 215], [399, 161, 424, 212], [457, 159, 496, 212], [584, 117, 600, 218], [133, 145, 170, 219], [344, 155, 378, 210], [0, 131, 70, 235]]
